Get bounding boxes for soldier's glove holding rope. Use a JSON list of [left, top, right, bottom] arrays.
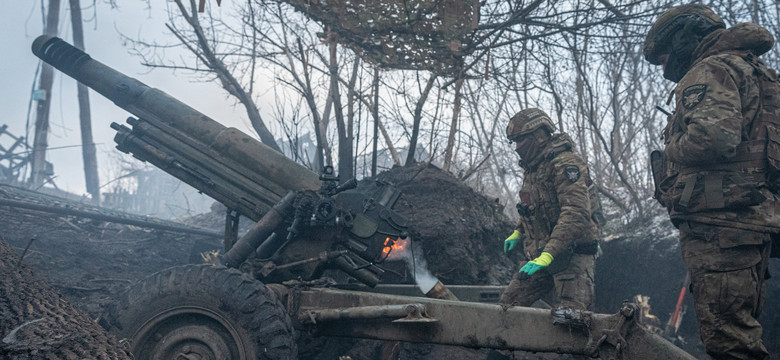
[[518, 252, 553, 280], [504, 230, 522, 253]]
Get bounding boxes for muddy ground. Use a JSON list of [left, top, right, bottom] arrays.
[[1, 163, 778, 359]]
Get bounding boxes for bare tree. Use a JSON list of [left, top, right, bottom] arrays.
[[406, 75, 437, 165], [111, 0, 780, 227], [442, 74, 464, 172], [126, 0, 281, 152], [327, 33, 353, 181]]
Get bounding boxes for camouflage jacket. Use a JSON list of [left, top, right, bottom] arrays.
[[515, 134, 600, 260], [659, 22, 780, 233]]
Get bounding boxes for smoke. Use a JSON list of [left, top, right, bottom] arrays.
[[401, 238, 439, 294]]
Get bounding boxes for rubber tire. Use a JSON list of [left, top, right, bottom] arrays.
[[100, 264, 297, 359]]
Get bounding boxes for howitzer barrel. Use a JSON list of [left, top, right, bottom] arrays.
[[31, 35, 320, 219]]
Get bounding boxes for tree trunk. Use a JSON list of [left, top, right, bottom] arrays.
[[378, 118, 401, 166], [290, 38, 328, 171], [371, 68, 379, 177], [30, 0, 61, 189], [70, 0, 100, 204], [442, 75, 464, 172], [346, 55, 360, 179], [353, 80, 401, 170], [329, 35, 352, 183], [406, 75, 437, 165]]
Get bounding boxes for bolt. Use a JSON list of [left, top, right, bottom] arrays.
[[182, 345, 191, 353]]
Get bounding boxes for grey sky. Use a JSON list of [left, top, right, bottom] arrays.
[[0, 1, 252, 194]]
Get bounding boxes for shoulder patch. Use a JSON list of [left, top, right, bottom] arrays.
[[681, 84, 707, 109], [564, 165, 580, 183]]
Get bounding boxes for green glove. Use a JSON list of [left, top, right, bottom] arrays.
[[504, 230, 521, 253], [518, 252, 553, 279]]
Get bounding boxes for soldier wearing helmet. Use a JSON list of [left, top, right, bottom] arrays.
[[645, 4, 780, 359], [498, 108, 602, 315]]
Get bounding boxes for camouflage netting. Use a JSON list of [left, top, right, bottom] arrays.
[[280, 0, 479, 75], [0, 236, 132, 359]]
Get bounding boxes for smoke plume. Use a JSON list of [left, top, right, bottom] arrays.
[[401, 238, 438, 294]]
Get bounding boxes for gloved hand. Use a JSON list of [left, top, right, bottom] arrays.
[[504, 230, 521, 253], [518, 252, 553, 279]]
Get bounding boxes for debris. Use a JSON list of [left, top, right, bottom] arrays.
[[552, 307, 592, 329], [16, 236, 35, 267], [2, 318, 45, 345], [633, 294, 663, 335]]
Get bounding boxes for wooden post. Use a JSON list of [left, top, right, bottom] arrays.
[[30, 0, 61, 188], [70, 0, 100, 204]]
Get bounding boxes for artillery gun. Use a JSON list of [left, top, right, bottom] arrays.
[[32, 35, 696, 360]]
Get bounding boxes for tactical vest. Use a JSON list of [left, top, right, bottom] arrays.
[[747, 53, 780, 189], [517, 137, 601, 258], [659, 52, 780, 213]]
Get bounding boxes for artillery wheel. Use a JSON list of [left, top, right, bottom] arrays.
[[100, 264, 296, 360]]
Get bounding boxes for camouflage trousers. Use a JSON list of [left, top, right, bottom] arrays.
[[678, 221, 772, 360], [498, 253, 595, 311]]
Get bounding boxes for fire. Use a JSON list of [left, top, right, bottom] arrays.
[[382, 237, 409, 260]]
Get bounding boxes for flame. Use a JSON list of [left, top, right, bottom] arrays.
[[382, 237, 409, 260]]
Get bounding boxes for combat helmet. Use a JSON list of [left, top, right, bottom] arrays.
[[506, 108, 556, 142], [644, 4, 725, 65]]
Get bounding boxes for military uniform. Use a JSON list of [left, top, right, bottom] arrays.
[[652, 19, 780, 360], [499, 133, 600, 310]]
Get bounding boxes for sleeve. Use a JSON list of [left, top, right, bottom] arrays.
[[514, 221, 524, 233], [514, 188, 532, 234], [664, 59, 743, 165], [543, 154, 593, 258], [514, 212, 528, 237]]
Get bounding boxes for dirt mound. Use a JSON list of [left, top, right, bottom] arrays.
[[371, 163, 517, 285]]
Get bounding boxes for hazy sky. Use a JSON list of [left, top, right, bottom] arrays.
[[0, 1, 253, 195]]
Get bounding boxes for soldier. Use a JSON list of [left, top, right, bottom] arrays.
[[499, 108, 602, 313], [644, 4, 780, 359]]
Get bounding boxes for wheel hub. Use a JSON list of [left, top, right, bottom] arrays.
[[132, 307, 247, 360], [151, 324, 231, 360]]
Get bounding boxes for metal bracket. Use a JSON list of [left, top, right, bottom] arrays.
[[223, 208, 239, 252], [584, 303, 636, 358]]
